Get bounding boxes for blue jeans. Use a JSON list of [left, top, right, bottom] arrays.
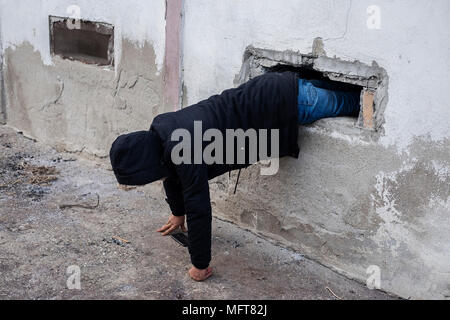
[[298, 78, 360, 125]]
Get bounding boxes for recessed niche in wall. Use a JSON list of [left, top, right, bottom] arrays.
[[235, 46, 388, 132], [49, 16, 114, 66]]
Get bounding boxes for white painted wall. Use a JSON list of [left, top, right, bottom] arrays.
[[182, 0, 450, 299], [182, 0, 450, 151], [1, 0, 446, 157], [0, 0, 168, 156], [0, 0, 166, 73], [0, 0, 449, 299]]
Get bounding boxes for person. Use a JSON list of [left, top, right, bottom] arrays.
[[109, 71, 360, 282]]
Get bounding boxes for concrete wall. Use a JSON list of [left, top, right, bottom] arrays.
[[1, 0, 449, 299], [182, 0, 450, 299], [0, 0, 167, 156], [0, 18, 5, 124]]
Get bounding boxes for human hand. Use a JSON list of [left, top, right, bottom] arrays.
[[189, 266, 213, 281], [157, 214, 187, 236]]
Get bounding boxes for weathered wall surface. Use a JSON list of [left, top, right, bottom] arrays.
[[0, 20, 5, 124], [1, 0, 449, 299], [0, 0, 167, 156], [183, 0, 450, 299]]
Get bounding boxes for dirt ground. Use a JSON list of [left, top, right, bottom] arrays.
[[0, 124, 396, 300]]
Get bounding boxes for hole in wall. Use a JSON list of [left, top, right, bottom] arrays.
[[265, 64, 363, 121], [236, 46, 389, 132], [49, 16, 114, 67]]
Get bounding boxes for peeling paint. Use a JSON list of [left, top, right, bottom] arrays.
[[0, 0, 166, 72], [3, 40, 164, 157], [236, 45, 389, 133], [0, 19, 5, 124], [211, 130, 450, 298], [304, 125, 372, 146]]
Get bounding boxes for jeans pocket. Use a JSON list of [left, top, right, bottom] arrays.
[[298, 79, 318, 107], [305, 84, 318, 106]]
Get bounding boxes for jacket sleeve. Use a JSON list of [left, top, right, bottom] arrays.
[[163, 176, 186, 217], [176, 163, 212, 270]]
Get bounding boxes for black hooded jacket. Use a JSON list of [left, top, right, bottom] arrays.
[[111, 71, 300, 269]]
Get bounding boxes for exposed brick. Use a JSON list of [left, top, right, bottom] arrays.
[[362, 90, 375, 129]]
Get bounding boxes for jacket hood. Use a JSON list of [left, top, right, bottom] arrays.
[[109, 130, 170, 186]]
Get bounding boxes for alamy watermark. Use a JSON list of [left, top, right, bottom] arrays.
[[66, 5, 81, 30], [170, 121, 280, 176], [366, 265, 381, 290], [367, 5, 381, 30], [66, 265, 81, 290]]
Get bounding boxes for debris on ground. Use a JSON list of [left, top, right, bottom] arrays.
[[25, 164, 59, 185], [0, 156, 59, 188], [0, 125, 396, 300], [326, 286, 343, 300], [112, 236, 131, 245], [118, 184, 137, 192], [58, 193, 100, 210], [103, 236, 130, 247]]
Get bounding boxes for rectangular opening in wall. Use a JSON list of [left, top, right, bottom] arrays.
[[266, 64, 363, 121], [237, 46, 388, 132], [49, 16, 114, 66]]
